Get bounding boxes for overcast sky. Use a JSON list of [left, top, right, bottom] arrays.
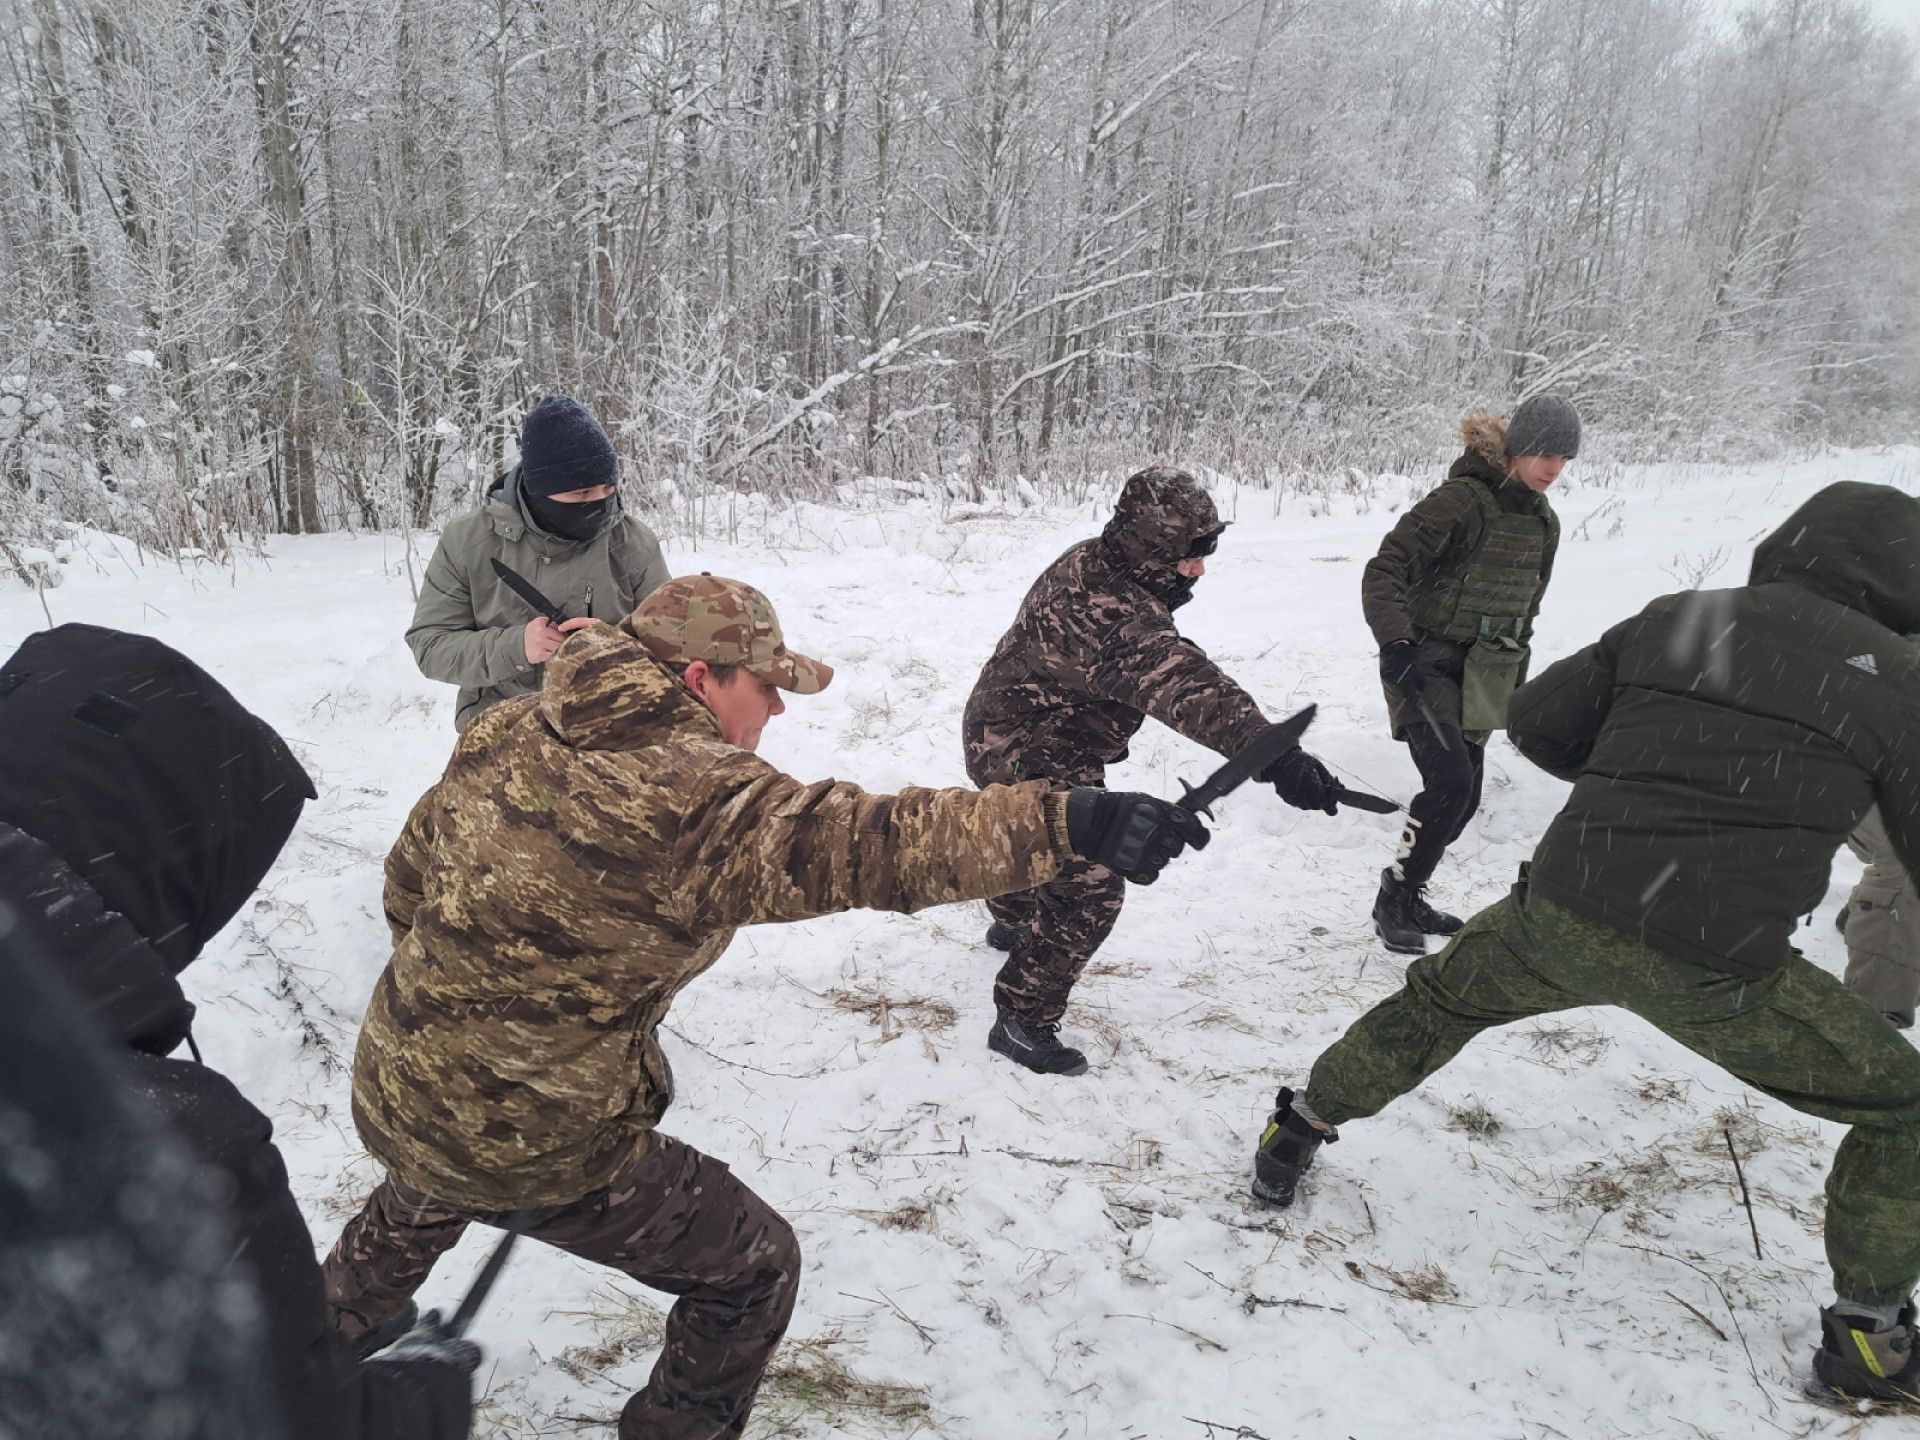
[[1870, 0, 1920, 36]]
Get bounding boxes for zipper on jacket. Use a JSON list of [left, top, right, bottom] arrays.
[[586, 583, 594, 618]]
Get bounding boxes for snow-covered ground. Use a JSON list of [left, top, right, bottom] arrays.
[[6, 446, 1920, 1440]]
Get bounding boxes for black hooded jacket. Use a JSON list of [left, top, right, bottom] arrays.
[[1509, 482, 1920, 978], [0, 625, 471, 1440]]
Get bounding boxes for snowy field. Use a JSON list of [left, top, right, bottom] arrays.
[[7, 446, 1920, 1440]]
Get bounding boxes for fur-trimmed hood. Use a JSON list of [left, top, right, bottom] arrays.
[[1459, 413, 1509, 475]]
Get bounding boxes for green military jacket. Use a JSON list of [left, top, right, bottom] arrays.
[[405, 467, 672, 729], [1360, 414, 1559, 735]]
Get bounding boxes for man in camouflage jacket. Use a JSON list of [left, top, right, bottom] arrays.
[[323, 575, 1207, 1440], [963, 466, 1340, 1077]]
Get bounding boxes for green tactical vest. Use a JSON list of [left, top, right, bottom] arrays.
[[1406, 479, 1558, 644]]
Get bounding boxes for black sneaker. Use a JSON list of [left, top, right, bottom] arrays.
[[348, 1300, 420, 1359], [985, 922, 1019, 952], [1372, 869, 1428, 955], [1813, 1303, 1920, 1404], [1250, 1087, 1336, 1208], [988, 1013, 1088, 1076]]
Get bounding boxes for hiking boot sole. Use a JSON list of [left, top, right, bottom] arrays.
[[1250, 1161, 1306, 1209], [1372, 919, 1428, 956], [1811, 1349, 1920, 1407]]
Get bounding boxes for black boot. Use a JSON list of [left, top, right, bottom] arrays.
[[1813, 1303, 1920, 1404], [985, 922, 1018, 952], [349, 1300, 420, 1359], [988, 1012, 1088, 1076], [1250, 1087, 1337, 1208], [1407, 888, 1463, 936], [1372, 869, 1428, 955]]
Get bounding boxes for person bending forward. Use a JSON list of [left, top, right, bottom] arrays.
[[1255, 481, 1920, 1405], [963, 466, 1340, 1077], [325, 575, 1206, 1440]]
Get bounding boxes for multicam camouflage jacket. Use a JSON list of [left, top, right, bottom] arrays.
[[352, 619, 1073, 1211], [963, 467, 1270, 788]]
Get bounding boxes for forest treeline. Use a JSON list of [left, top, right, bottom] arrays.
[[1, 0, 1915, 553]]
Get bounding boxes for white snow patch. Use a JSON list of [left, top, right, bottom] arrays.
[[5, 447, 1919, 1438]]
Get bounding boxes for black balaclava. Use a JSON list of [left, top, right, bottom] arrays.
[[0, 625, 316, 977], [524, 484, 621, 543]]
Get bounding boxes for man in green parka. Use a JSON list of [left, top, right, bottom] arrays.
[[1360, 396, 1578, 953], [406, 395, 672, 729]]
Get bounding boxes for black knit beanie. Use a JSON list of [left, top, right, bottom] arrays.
[[1506, 393, 1582, 459], [519, 395, 619, 498]]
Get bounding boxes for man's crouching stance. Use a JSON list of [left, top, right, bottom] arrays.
[[324, 575, 1207, 1438]]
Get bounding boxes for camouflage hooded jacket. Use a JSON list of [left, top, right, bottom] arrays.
[[963, 467, 1270, 788], [353, 620, 1073, 1211]]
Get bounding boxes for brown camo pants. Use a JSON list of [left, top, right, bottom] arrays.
[[322, 1133, 799, 1440], [986, 856, 1127, 1025]]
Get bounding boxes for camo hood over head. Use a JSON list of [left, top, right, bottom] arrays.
[[1099, 467, 1224, 603], [964, 467, 1267, 790]]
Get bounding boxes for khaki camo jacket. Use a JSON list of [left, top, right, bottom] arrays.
[[352, 619, 1073, 1212]]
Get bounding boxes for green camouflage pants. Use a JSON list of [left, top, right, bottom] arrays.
[[1305, 881, 1920, 1308]]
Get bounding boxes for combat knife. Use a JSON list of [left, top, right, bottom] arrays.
[[490, 558, 569, 626], [1177, 705, 1316, 818], [1331, 784, 1402, 814]]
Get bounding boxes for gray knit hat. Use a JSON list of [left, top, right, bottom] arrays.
[[1506, 393, 1581, 459]]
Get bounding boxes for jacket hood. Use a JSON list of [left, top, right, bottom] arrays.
[[0, 626, 316, 979], [1452, 413, 1511, 482], [538, 620, 724, 750], [1749, 481, 1920, 633], [1098, 467, 1224, 591], [0, 822, 196, 1054]]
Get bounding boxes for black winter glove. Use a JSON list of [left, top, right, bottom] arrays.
[[1264, 747, 1339, 816], [366, 1308, 482, 1375], [1065, 787, 1209, 884], [1378, 639, 1431, 696]]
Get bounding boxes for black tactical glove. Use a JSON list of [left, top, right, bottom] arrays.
[[1263, 747, 1338, 815], [1065, 787, 1209, 884], [365, 1308, 482, 1375], [1378, 639, 1431, 696]]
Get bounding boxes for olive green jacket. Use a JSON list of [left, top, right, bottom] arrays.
[[1361, 415, 1558, 734], [405, 468, 671, 729], [353, 620, 1075, 1210]]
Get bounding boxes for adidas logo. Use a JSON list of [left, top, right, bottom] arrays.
[[1847, 654, 1879, 675]]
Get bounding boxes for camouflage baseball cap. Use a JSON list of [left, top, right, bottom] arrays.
[[628, 574, 834, 694]]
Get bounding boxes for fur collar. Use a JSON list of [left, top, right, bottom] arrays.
[[1460, 412, 1509, 473]]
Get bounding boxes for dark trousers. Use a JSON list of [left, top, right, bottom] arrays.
[[322, 1134, 799, 1440], [1306, 884, 1920, 1308], [1391, 723, 1485, 889], [986, 857, 1127, 1026]]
